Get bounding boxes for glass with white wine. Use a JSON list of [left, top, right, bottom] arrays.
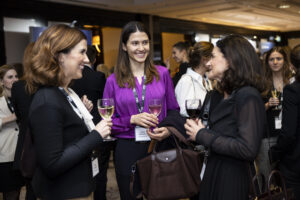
[[97, 98, 115, 141], [271, 89, 279, 110]]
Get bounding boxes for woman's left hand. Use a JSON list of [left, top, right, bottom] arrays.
[[184, 119, 205, 141], [82, 95, 93, 112], [147, 127, 171, 141]]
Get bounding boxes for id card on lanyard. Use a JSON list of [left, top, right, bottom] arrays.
[[58, 87, 99, 177], [133, 76, 151, 142]]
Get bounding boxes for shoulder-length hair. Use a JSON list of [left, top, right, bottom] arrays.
[[24, 24, 86, 94], [217, 35, 265, 94], [291, 44, 300, 82], [114, 21, 159, 88], [0, 65, 16, 97], [188, 41, 213, 70], [263, 46, 292, 94]]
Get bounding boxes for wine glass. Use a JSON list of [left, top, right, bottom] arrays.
[[97, 98, 115, 141], [148, 99, 162, 117], [271, 89, 279, 110], [185, 99, 201, 119]]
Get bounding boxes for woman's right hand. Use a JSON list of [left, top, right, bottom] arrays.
[[94, 119, 112, 139], [1, 113, 17, 125], [130, 112, 158, 128]]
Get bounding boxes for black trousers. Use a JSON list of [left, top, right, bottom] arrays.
[[93, 141, 116, 200], [114, 139, 149, 200]]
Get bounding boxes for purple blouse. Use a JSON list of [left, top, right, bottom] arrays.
[[103, 66, 179, 139]]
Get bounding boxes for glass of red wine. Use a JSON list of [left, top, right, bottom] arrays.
[[185, 99, 201, 119]]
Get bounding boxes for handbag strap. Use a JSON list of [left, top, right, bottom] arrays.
[[130, 164, 143, 199], [167, 126, 195, 148], [267, 170, 288, 200]]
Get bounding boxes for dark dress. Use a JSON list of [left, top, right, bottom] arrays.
[[270, 81, 300, 199], [172, 62, 189, 87]]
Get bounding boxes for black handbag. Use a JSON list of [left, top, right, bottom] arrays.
[[249, 170, 295, 200], [131, 126, 204, 200]]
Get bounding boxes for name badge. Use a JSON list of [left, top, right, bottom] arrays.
[[275, 117, 282, 129], [135, 126, 151, 142], [91, 157, 99, 177]]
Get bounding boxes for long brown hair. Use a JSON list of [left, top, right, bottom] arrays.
[[216, 35, 265, 94], [114, 21, 159, 88], [0, 65, 16, 97], [263, 46, 292, 96], [24, 24, 86, 94]]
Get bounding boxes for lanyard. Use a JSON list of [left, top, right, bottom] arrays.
[[5, 97, 15, 113], [58, 87, 83, 119], [132, 76, 146, 113]]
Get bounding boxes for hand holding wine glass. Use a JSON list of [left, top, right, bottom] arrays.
[[97, 98, 115, 141], [185, 99, 201, 119], [270, 89, 280, 110]]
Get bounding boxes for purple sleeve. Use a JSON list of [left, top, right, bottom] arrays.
[[103, 77, 135, 135]]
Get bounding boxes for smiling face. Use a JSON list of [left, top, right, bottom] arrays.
[[268, 51, 284, 73], [122, 31, 150, 65], [206, 47, 229, 82], [59, 39, 89, 85], [1, 69, 18, 92], [172, 47, 186, 63]]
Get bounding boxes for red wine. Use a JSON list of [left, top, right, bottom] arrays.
[[186, 108, 201, 118]]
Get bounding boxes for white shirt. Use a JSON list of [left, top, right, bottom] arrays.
[[175, 68, 209, 117]]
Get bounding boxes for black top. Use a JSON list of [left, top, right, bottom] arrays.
[[71, 65, 106, 124], [11, 80, 32, 170], [29, 87, 103, 200], [270, 81, 300, 176], [172, 62, 189, 87], [263, 91, 282, 138]]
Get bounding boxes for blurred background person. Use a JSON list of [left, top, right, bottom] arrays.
[[257, 46, 293, 191], [103, 21, 179, 200], [165, 41, 190, 87], [11, 42, 36, 200], [175, 41, 213, 117], [96, 64, 112, 79], [25, 24, 112, 199], [0, 64, 24, 200], [270, 44, 300, 200]]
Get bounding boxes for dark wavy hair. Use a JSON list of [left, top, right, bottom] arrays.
[[217, 35, 265, 94], [263, 46, 292, 95], [115, 21, 159, 88], [188, 41, 213, 70], [291, 44, 300, 82], [25, 24, 86, 94]]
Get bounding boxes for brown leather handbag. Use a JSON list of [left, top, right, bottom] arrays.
[[131, 126, 204, 200]]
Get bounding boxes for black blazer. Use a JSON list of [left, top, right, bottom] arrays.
[[71, 66, 106, 124], [270, 81, 300, 175], [29, 87, 103, 200], [11, 80, 32, 170]]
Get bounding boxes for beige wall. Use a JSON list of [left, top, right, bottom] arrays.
[[162, 32, 185, 77], [102, 27, 122, 70]]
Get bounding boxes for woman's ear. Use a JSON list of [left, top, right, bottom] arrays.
[[58, 53, 65, 65], [122, 43, 127, 52]]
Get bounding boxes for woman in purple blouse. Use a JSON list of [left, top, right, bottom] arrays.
[[103, 21, 179, 199]]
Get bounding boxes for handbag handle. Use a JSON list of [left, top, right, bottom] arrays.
[[152, 129, 183, 154], [267, 170, 288, 200], [167, 126, 195, 148]]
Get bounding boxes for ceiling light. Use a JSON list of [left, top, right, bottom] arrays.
[[278, 4, 290, 9]]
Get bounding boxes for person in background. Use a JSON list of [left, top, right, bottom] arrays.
[[96, 64, 111, 79], [256, 46, 292, 191], [11, 42, 36, 200], [270, 44, 300, 200], [165, 41, 190, 87], [103, 21, 179, 200], [0, 65, 24, 200], [175, 41, 213, 117], [25, 24, 112, 199], [71, 45, 111, 200]]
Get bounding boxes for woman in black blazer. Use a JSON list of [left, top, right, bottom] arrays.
[[25, 24, 112, 200], [270, 44, 300, 199]]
